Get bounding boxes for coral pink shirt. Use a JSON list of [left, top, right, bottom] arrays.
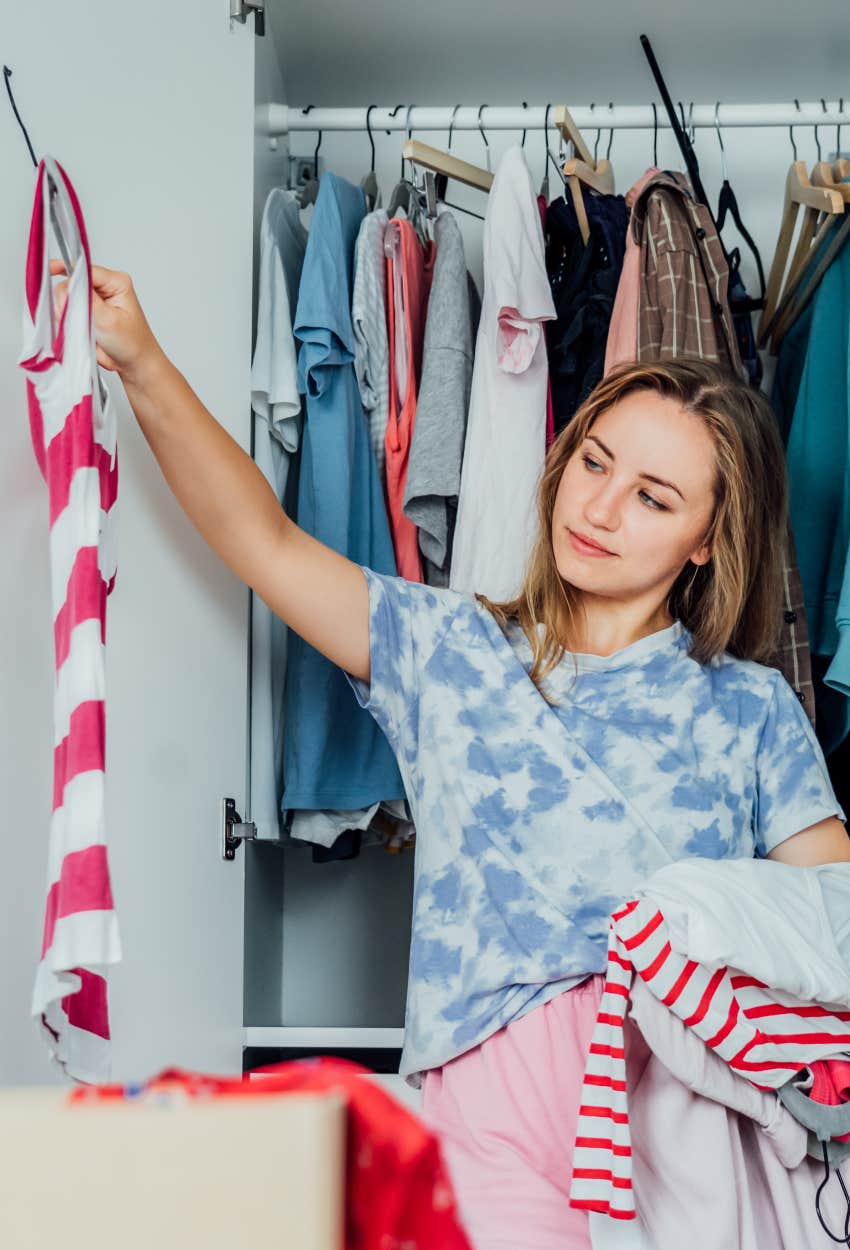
[[384, 218, 435, 582]]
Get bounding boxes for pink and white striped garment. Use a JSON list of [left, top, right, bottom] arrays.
[[18, 156, 121, 1083], [569, 898, 850, 1221]]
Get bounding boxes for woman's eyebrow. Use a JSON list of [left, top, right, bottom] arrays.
[[585, 434, 686, 501]]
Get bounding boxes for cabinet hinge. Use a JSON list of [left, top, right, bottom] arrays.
[[222, 796, 257, 860], [229, 0, 265, 35]]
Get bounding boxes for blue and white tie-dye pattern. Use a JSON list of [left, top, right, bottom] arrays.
[[345, 568, 845, 1086]]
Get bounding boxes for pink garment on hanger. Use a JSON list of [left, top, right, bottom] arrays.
[[385, 218, 435, 582], [603, 168, 660, 375], [537, 193, 556, 448]]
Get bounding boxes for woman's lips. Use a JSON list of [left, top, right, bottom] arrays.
[[567, 529, 617, 557]]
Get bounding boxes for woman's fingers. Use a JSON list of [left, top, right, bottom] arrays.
[[48, 258, 160, 382]]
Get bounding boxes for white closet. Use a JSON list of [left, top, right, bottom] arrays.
[[4, 0, 849, 1088]]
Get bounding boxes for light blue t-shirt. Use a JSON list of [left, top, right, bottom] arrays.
[[346, 568, 845, 1085], [284, 174, 405, 812]]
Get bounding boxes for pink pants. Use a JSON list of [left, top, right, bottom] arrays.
[[421, 976, 606, 1250]]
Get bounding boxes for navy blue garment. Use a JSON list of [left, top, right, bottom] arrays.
[[727, 255, 763, 389], [284, 173, 405, 812], [544, 191, 628, 433]]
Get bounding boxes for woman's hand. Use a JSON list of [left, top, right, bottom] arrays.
[[49, 259, 167, 388]]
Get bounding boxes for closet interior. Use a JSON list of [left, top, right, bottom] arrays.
[[239, 5, 850, 1081]]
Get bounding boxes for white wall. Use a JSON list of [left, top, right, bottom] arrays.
[[1, 2, 254, 1085], [271, 0, 850, 112]]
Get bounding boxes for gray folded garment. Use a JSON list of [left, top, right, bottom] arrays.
[[778, 1075, 850, 1163]]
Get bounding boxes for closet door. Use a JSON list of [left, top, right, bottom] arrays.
[[2, 4, 255, 1082]]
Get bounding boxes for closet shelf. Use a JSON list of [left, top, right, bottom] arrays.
[[244, 1026, 405, 1049]]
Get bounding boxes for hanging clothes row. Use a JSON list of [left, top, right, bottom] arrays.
[[249, 130, 848, 858], [250, 163, 480, 857]]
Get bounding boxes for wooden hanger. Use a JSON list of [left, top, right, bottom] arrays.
[[401, 139, 493, 192], [563, 158, 616, 245], [766, 162, 850, 349], [757, 161, 844, 346], [554, 105, 615, 245], [769, 161, 850, 350], [552, 105, 594, 164], [770, 208, 850, 351]]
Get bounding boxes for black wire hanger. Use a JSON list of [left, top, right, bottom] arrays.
[[714, 102, 766, 309]]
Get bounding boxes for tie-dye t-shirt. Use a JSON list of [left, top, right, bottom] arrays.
[[345, 568, 845, 1085]]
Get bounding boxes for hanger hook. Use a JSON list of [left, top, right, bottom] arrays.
[[387, 101, 405, 173], [606, 101, 614, 161], [365, 105, 377, 172], [545, 101, 565, 187], [688, 101, 695, 145], [789, 98, 800, 162], [590, 102, 600, 164], [300, 105, 323, 179], [714, 101, 728, 183], [814, 97, 827, 162], [838, 97, 844, 158], [520, 100, 529, 148], [398, 103, 414, 179], [447, 103, 461, 151], [4, 65, 38, 168], [652, 101, 658, 166], [478, 103, 491, 172]]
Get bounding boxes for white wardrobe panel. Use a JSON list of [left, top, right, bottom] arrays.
[[1, 1, 255, 1084]]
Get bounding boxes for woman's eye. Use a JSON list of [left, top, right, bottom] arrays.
[[639, 490, 667, 511], [582, 454, 602, 472]]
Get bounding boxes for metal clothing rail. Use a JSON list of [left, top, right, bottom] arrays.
[[257, 102, 850, 137]]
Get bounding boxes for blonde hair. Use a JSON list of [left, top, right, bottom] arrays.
[[479, 359, 787, 694]]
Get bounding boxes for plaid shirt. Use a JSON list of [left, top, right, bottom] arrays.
[[633, 172, 815, 725]]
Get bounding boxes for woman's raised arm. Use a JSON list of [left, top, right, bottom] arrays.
[[51, 260, 371, 682]]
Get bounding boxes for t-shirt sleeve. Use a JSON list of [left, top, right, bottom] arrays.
[[344, 567, 463, 781], [753, 673, 847, 855], [487, 155, 555, 375]]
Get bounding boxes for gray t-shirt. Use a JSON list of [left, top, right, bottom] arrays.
[[403, 211, 478, 586], [351, 209, 390, 478]]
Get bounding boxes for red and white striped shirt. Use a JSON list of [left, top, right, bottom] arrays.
[[569, 897, 850, 1221], [18, 157, 120, 1082]]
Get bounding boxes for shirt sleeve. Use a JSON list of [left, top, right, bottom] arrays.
[[753, 673, 846, 855], [344, 567, 465, 782], [486, 152, 555, 375]]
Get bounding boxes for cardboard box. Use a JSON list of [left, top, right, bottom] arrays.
[[0, 1086, 344, 1249]]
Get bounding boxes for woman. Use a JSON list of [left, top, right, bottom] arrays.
[[53, 261, 850, 1249]]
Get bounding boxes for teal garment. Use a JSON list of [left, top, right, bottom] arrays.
[[772, 228, 842, 444], [786, 239, 850, 753], [771, 300, 815, 446], [283, 173, 405, 811]]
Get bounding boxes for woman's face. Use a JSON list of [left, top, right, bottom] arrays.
[[551, 392, 717, 606]]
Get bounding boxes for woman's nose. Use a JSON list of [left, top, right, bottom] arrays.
[[584, 486, 621, 530]]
